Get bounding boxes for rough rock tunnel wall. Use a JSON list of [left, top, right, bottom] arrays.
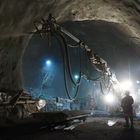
[[0, 0, 139, 91]]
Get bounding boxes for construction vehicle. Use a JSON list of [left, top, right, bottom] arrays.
[[32, 14, 121, 101], [0, 89, 39, 121], [0, 14, 122, 124]]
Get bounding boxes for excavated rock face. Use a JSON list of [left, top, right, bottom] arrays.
[[0, 0, 140, 90]]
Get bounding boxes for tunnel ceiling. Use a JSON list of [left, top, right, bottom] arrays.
[[0, 0, 140, 39], [0, 0, 140, 90]]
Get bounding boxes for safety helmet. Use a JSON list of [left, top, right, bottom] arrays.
[[125, 90, 130, 96]]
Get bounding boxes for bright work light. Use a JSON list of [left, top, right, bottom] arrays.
[[46, 60, 51, 66], [104, 93, 115, 104], [120, 80, 132, 90]]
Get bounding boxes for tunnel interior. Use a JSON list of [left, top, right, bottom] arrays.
[[22, 20, 140, 112], [0, 0, 140, 137]]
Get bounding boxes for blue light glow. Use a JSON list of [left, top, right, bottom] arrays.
[[74, 75, 79, 80], [46, 60, 51, 66]]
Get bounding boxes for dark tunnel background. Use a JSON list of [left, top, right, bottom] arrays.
[[22, 20, 140, 110]]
